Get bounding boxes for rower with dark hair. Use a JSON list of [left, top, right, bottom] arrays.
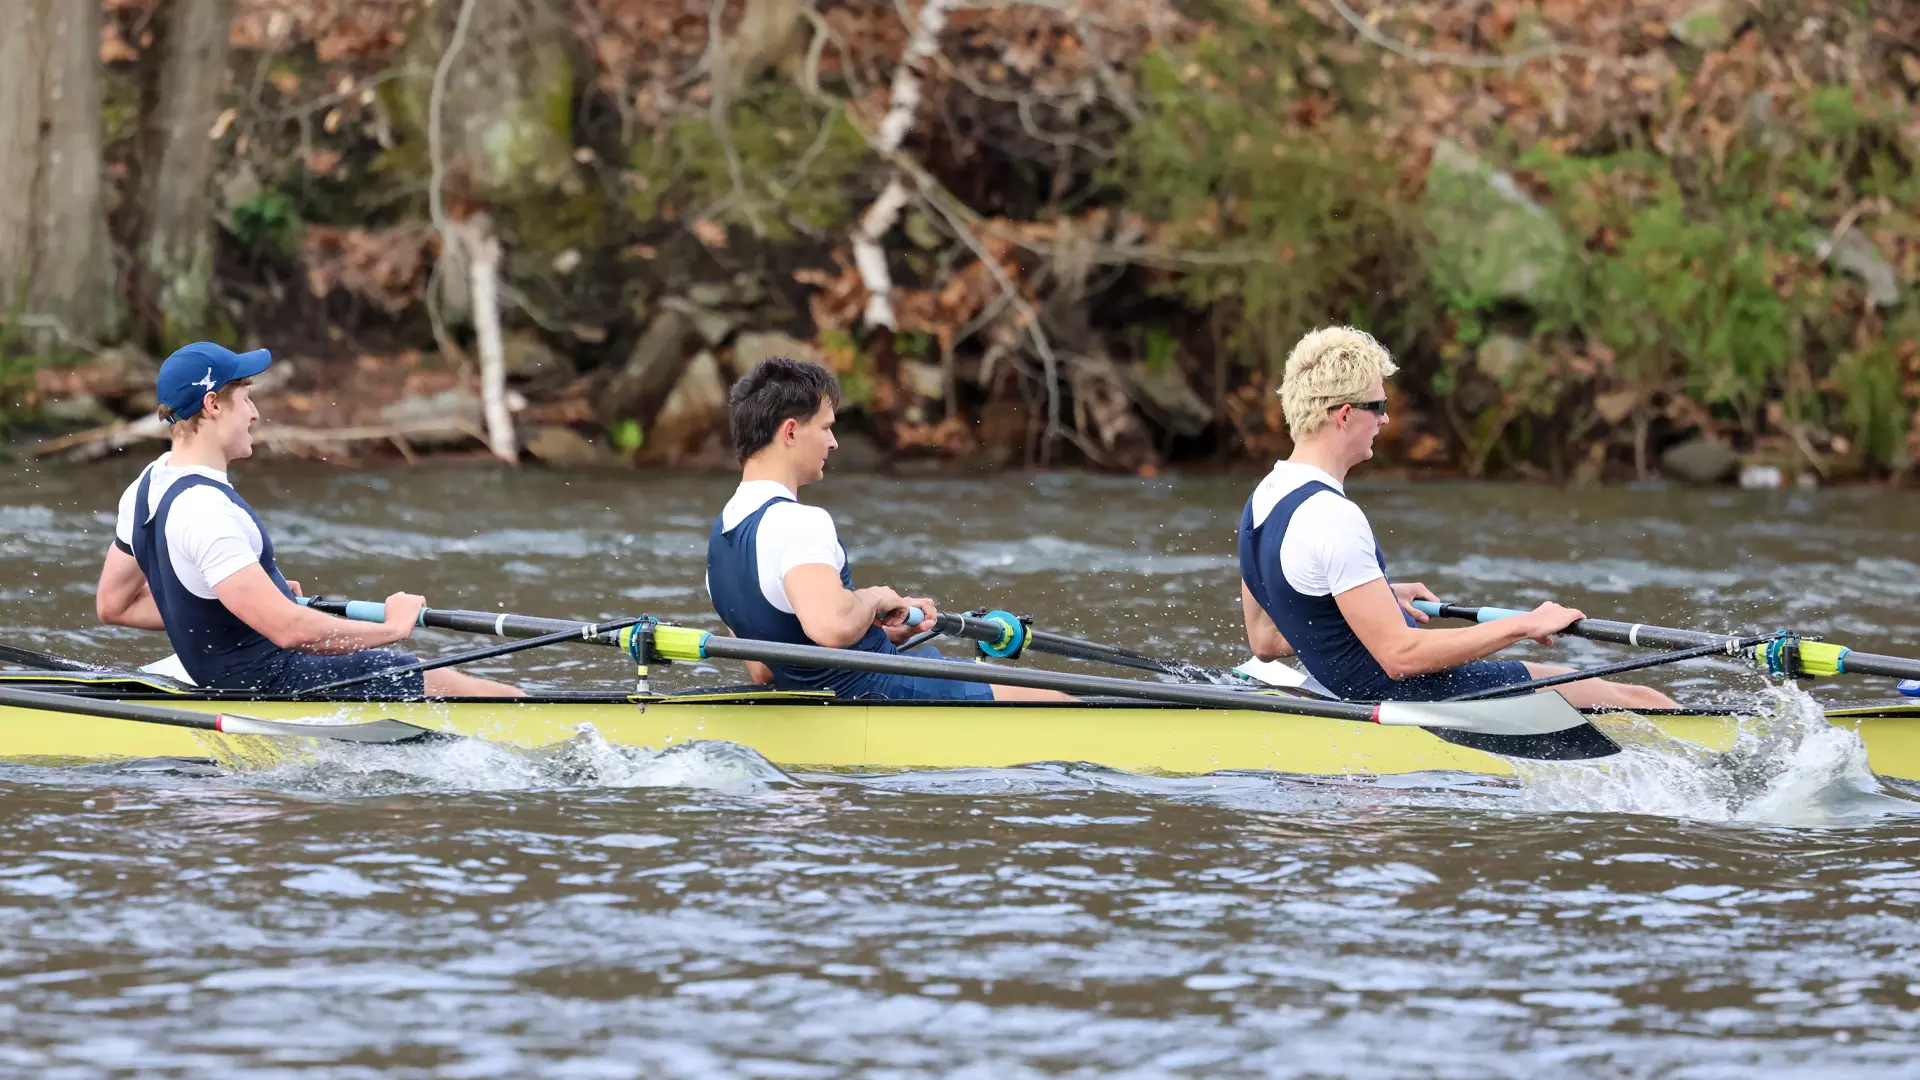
[[94, 342, 523, 699], [707, 358, 1070, 701]]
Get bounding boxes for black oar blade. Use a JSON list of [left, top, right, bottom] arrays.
[[1375, 691, 1621, 762], [1422, 722, 1621, 762], [216, 714, 454, 745]]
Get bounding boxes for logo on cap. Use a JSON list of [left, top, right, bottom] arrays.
[[193, 367, 218, 392]]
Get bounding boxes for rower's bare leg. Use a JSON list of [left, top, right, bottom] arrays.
[[424, 669, 527, 698], [1520, 663, 1678, 710], [989, 685, 1075, 702]]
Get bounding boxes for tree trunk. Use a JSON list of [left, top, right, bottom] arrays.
[[0, 0, 115, 350], [133, 0, 236, 346]]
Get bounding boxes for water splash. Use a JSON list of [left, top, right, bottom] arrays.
[[208, 724, 795, 797], [1512, 684, 1913, 824]]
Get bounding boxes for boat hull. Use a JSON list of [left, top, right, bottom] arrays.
[[5, 681, 1919, 778]]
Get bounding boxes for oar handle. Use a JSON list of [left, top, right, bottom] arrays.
[[304, 597, 631, 645], [1412, 600, 1526, 622], [298, 596, 426, 626]]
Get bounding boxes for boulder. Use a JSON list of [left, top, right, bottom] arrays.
[[687, 282, 731, 308], [661, 296, 741, 347], [1472, 334, 1528, 381], [636, 350, 730, 465], [899, 359, 946, 401], [600, 308, 697, 429], [1669, 0, 1741, 50], [1423, 140, 1570, 306], [1125, 359, 1213, 437], [525, 425, 620, 468], [1660, 436, 1740, 485], [729, 272, 769, 307], [729, 331, 821, 379], [502, 331, 575, 383], [36, 345, 157, 415], [38, 393, 115, 428], [1809, 229, 1903, 310]]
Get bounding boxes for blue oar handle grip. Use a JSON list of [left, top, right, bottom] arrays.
[[1411, 600, 1528, 622], [899, 606, 925, 627], [298, 596, 427, 626]]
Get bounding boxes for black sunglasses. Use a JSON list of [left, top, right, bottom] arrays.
[[1329, 398, 1388, 414]]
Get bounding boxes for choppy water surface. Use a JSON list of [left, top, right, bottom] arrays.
[[4, 461, 1920, 1076]]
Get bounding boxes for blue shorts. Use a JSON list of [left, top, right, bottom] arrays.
[[835, 646, 996, 703], [1370, 660, 1533, 702], [254, 649, 427, 698]]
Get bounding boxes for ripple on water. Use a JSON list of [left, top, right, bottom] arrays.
[[7, 466, 1920, 1075]]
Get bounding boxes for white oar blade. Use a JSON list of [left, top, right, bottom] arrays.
[[216, 714, 450, 745], [1376, 692, 1619, 761]]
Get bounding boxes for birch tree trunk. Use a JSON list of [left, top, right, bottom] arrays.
[[0, 0, 115, 349], [132, 0, 237, 345]]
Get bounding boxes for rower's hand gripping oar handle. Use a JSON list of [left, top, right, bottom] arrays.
[[299, 596, 427, 626], [1412, 600, 1525, 623]]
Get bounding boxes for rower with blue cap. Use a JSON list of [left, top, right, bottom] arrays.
[[93, 342, 523, 698], [707, 357, 1071, 701]]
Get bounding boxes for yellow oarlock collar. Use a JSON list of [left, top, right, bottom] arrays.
[[616, 622, 710, 663]]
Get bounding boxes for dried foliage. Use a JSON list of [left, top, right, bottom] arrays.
[[44, 0, 1920, 481]]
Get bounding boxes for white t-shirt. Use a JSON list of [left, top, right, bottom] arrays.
[[114, 452, 265, 599], [1246, 460, 1384, 597], [706, 480, 845, 614]]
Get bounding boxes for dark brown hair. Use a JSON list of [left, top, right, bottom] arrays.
[[727, 359, 841, 462]]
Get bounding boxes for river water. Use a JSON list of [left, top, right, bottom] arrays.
[[3, 459, 1920, 1077]]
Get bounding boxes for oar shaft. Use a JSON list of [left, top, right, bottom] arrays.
[[931, 612, 1249, 682], [692, 633, 1372, 720], [312, 599, 1360, 715], [0, 683, 219, 731], [302, 598, 628, 647], [1415, 601, 1920, 681], [0, 642, 102, 673]]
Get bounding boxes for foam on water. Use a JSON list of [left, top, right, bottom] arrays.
[[213, 724, 795, 797], [1512, 684, 1914, 824]]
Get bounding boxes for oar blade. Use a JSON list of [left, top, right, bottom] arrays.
[[1377, 692, 1621, 762], [216, 714, 453, 745]]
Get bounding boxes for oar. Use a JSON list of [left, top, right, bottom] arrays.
[[305, 599, 1620, 760], [646, 624, 1618, 761], [305, 598, 1277, 690], [1413, 600, 1920, 683], [917, 609, 1270, 685], [0, 640, 104, 673], [300, 597, 630, 644], [0, 683, 449, 744]]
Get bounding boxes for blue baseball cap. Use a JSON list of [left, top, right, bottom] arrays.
[[157, 342, 273, 421]]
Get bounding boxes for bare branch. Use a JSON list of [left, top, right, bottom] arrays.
[[1326, 0, 1600, 69]]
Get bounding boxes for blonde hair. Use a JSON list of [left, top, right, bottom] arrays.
[[1279, 326, 1398, 438]]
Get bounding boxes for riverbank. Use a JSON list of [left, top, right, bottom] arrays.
[[3, 0, 1916, 486]]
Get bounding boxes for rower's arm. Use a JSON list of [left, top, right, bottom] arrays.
[[784, 564, 914, 649], [1337, 577, 1553, 679], [96, 545, 166, 631], [1240, 579, 1293, 660], [213, 566, 416, 655]]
